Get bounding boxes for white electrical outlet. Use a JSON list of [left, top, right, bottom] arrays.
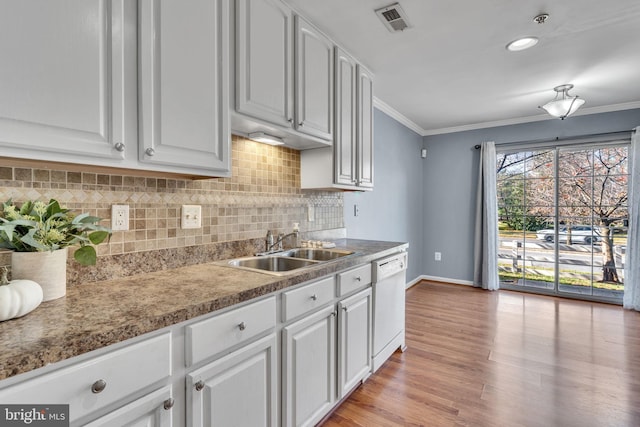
[[435, 252, 442, 261], [308, 205, 315, 222], [111, 205, 129, 231], [181, 205, 202, 229]]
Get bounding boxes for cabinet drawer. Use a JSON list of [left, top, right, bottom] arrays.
[[282, 276, 335, 322], [186, 296, 276, 366], [0, 333, 171, 424], [337, 264, 372, 296]]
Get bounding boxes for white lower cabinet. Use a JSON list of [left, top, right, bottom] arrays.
[[0, 332, 172, 426], [338, 288, 372, 399], [283, 305, 337, 427], [85, 385, 174, 427], [0, 260, 391, 427], [186, 334, 277, 427]]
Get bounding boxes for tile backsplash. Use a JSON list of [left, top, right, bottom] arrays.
[[0, 135, 344, 284]]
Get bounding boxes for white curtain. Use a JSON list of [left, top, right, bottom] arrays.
[[623, 127, 640, 310], [473, 141, 499, 290]]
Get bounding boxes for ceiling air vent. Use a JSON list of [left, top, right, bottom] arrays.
[[375, 3, 411, 32]]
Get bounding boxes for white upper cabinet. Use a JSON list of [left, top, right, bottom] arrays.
[[235, 0, 293, 128], [356, 64, 374, 189], [300, 48, 374, 191], [294, 16, 334, 141], [231, 0, 333, 149], [0, 0, 136, 164], [139, 0, 231, 175], [334, 47, 358, 186]]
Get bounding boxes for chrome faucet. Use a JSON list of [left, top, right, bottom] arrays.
[[265, 230, 274, 252], [262, 229, 299, 254]]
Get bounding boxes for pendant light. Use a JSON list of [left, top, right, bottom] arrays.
[[539, 84, 586, 120]]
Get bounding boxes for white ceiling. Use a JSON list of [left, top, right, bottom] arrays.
[[283, 0, 640, 135]]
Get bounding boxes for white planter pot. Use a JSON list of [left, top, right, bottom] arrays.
[[11, 249, 68, 302]]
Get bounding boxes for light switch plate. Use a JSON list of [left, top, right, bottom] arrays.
[[181, 205, 202, 229]]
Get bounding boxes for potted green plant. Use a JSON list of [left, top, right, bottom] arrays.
[[0, 199, 111, 301]]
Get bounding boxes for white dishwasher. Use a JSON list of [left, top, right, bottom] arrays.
[[372, 251, 408, 372]]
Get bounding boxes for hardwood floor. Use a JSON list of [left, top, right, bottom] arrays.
[[321, 281, 640, 427]]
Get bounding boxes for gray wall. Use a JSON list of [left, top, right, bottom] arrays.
[[422, 108, 640, 283], [345, 108, 424, 283]]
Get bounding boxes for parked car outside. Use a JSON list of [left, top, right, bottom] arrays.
[[536, 225, 600, 244]]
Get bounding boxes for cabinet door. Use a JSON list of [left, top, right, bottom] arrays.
[[84, 386, 173, 427], [0, 0, 134, 163], [338, 288, 372, 399], [187, 334, 277, 427], [283, 305, 336, 427], [334, 47, 357, 186], [294, 16, 333, 141], [236, 0, 293, 127], [357, 65, 374, 188], [139, 0, 230, 174]]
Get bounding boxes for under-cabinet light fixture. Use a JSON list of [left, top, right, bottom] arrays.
[[248, 132, 285, 146]]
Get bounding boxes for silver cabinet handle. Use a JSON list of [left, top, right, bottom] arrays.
[[114, 142, 125, 152], [238, 322, 246, 331], [91, 379, 107, 394], [145, 147, 156, 156], [163, 398, 175, 410], [195, 380, 205, 391], [310, 294, 318, 301]]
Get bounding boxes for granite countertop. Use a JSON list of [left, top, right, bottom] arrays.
[[0, 239, 407, 381]]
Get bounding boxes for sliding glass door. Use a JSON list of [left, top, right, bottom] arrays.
[[496, 143, 628, 303]]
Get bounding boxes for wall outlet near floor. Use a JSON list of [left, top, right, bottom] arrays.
[[434, 252, 442, 261], [181, 205, 202, 229], [111, 205, 129, 231]]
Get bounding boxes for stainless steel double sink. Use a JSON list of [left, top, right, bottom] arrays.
[[222, 248, 356, 275]]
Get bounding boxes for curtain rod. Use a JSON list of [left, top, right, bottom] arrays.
[[473, 129, 635, 149]]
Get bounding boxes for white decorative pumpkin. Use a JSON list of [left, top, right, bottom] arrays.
[[0, 266, 43, 321]]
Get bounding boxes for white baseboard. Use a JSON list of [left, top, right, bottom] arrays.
[[407, 275, 474, 289]]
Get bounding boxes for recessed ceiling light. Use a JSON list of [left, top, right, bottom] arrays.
[[506, 36, 539, 52]]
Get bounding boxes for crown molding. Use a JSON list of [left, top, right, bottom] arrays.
[[373, 97, 426, 136], [421, 101, 640, 136], [374, 97, 640, 137]]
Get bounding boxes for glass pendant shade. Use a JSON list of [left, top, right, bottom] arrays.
[[540, 84, 585, 119]]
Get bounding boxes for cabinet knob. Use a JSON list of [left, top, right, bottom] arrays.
[[288, 118, 293, 123], [195, 380, 205, 391], [298, 122, 303, 127], [91, 379, 107, 394], [145, 147, 156, 156], [342, 306, 348, 312], [238, 321, 246, 331], [114, 142, 125, 152], [310, 294, 318, 301], [163, 398, 175, 410], [355, 276, 361, 282]]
